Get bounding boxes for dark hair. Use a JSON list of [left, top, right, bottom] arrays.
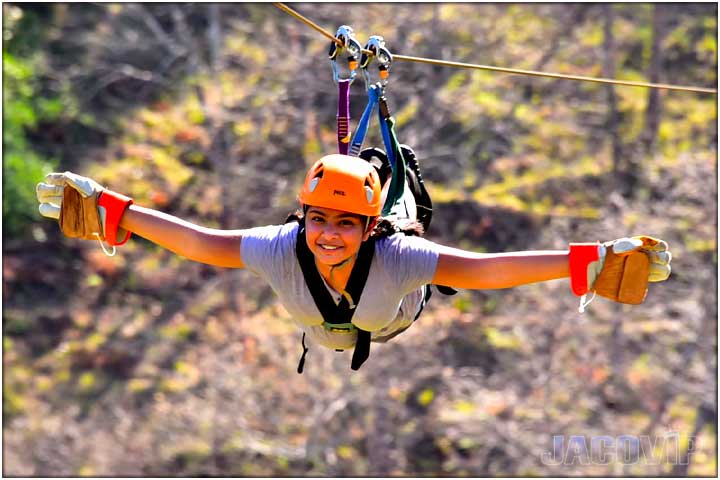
[[285, 209, 424, 239]]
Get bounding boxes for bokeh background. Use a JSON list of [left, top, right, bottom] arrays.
[[2, 3, 717, 476]]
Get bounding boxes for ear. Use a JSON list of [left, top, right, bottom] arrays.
[[362, 217, 379, 241]]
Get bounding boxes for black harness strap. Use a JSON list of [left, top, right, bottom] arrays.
[[295, 223, 376, 371]]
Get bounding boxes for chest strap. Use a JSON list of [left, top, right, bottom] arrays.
[[295, 223, 376, 371]]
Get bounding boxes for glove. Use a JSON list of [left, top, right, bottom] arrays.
[[569, 236, 672, 309], [37, 171, 104, 239], [36, 171, 134, 246]]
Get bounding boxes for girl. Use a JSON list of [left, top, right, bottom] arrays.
[[36, 154, 672, 371]]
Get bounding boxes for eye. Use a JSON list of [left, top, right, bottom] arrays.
[[310, 215, 325, 223]]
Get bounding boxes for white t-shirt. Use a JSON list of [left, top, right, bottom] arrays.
[[240, 222, 440, 350]]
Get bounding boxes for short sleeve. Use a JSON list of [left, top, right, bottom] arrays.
[[376, 233, 440, 295], [240, 223, 298, 280]]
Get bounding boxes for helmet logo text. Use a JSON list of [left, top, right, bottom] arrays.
[[333, 190, 346, 196]]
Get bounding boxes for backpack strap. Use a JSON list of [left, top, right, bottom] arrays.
[[295, 222, 376, 371], [400, 144, 433, 233], [359, 147, 392, 186]]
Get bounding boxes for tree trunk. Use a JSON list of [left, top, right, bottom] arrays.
[[642, 4, 665, 153], [602, 4, 622, 176]]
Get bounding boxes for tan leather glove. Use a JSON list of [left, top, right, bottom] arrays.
[[570, 236, 672, 310], [594, 236, 672, 304], [37, 171, 133, 249], [37, 172, 105, 240]]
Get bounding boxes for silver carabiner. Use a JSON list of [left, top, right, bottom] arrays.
[[328, 25, 362, 84], [360, 35, 393, 90]]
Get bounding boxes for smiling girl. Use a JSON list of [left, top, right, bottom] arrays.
[[36, 154, 672, 371]]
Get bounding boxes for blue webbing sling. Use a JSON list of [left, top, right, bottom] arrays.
[[348, 83, 407, 216]]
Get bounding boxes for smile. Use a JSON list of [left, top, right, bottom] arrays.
[[318, 244, 342, 250]]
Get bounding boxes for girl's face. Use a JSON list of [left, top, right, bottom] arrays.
[[304, 206, 373, 266]]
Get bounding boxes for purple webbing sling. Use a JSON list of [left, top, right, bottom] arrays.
[[337, 79, 351, 154]]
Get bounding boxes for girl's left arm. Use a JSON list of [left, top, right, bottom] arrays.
[[432, 244, 570, 290]]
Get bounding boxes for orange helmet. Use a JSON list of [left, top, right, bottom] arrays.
[[299, 154, 382, 217]]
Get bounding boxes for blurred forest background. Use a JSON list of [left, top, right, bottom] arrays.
[[2, 3, 717, 477]]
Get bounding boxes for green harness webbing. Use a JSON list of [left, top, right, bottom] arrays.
[[379, 95, 407, 216]]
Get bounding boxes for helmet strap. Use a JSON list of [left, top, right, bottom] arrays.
[[364, 216, 378, 236]]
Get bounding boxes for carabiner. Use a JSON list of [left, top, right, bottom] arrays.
[[360, 35, 393, 90], [328, 25, 362, 84]]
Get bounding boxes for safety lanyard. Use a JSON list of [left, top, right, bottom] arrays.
[[350, 36, 393, 160], [379, 97, 406, 216], [328, 26, 361, 155], [337, 80, 351, 154], [349, 86, 396, 168], [346, 36, 406, 215], [348, 84, 380, 157]]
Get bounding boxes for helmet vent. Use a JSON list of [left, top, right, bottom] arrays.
[[308, 177, 320, 192], [364, 186, 374, 203]]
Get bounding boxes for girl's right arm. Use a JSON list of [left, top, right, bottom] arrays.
[[36, 172, 247, 268], [120, 204, 246, 268]]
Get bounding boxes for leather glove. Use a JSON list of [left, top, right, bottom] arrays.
[[36, 171, 133, 247], [37, 171, 105, 239], [570, 236, 672, 309]]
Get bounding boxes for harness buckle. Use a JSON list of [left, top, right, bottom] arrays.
[[322, 321, 357, 333], [328, 25, 362, 84], [360, 35, 393, 91]]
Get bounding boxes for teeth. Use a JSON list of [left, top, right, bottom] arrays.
[[320, 245, 340, 250]]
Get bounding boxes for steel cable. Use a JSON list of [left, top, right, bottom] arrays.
[[273, 2, 717, 94]]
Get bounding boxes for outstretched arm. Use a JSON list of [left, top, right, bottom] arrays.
[[432, 244, 569, 290], [120, 205, 246, 268], [36, 171, 247, 269]]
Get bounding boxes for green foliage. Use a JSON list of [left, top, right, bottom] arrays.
[[3, 384, 25, 418], [2, 16, 57, 236]]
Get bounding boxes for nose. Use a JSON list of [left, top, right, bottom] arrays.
[[319, 223, 342, 240]]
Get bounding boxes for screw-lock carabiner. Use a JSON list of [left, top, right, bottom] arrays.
[[360, 35, 393, 90], [328, 25, 362, 84]]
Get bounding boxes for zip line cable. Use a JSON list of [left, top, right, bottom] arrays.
[[273, 2, 717, 95], [391, 54, 718, 93]]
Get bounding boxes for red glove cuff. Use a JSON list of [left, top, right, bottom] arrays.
[[98, 190, 134, 246], [568, 243, 600, 297]]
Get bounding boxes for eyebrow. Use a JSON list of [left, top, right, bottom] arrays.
[[307, 209, 361, 221]]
